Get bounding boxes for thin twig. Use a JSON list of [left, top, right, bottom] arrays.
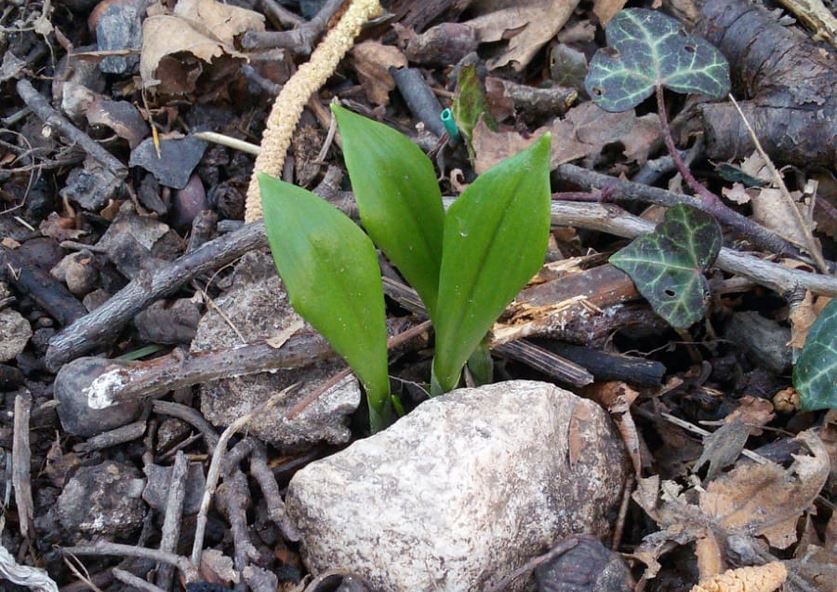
[[62, 543, 199, 583], [112, 569, 166, 592], [484, 537, 582, 592], [654, 86, 804, 260], [727, 93, 827, 272], [192, 132, 261, 155], [191, 384, 299, 565], [155, 451, 188, 591]]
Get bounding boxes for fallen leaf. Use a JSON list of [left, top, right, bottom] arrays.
[[86, 98, 149, 149], [700, 431, 829, 549], [39, 212, 87, 242], [721, 182, 753, 205], [787, 290, 819, 349], [593, 0, 628, 25], [692, 420, 750, 481], [351, 41, 407, 106], [464, 0, 581, 71], [724, 396, 775, 436], [751, 187, 811, 248], [174, 0, 264, 46], [471, 101, 660, 173]]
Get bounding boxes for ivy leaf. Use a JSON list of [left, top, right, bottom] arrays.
[[432, 135, 552, 393], [333, 105, 445, 320], [259, 173, 391, 432], [585, 8, 730, 113], [610, 204, 721, 328], [794, 299, 837, 411]]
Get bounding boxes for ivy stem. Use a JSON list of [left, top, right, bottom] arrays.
[[654, 86, 805, 261]]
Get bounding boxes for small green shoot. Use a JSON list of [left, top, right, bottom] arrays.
[[259, 174, 391, 432], [610, 204, 721, 328], [793, 299, 837, 411]]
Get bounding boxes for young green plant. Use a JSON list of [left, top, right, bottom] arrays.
[[261, 108, 551, 431]]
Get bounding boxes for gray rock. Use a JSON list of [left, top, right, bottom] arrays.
[[134, 298, 201, 344], [286, 380, 628, 592], [192, 251, 360, 450], [59, 157, 122, 211], [142, 462, 205, 514], [96, 3, 142, 74], [54, 357, 142, 437], [0, 308, 32, 362], [57, 460, 145, 538], [51, 251, 98, 296], [129, 137, 207, 189], [725, 311, 792, 374]]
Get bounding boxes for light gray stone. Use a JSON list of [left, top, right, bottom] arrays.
[[192, 251, 360, 450], [0, 308, 32, 362], [286, 380, 628, 592]]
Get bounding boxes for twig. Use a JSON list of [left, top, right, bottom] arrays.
[[12, 391, 34, 541], [152, 400, 219, 448], [191, 132, 261, 155], [653, 86, 804, 260], [155, 451, 188, 591], [259, 0, 305, 29], [112, 569, 166, 592], [244, 0, 382, 221], [727, 93, 827, 272], [243, 0, 344, 53], [493, 340, 593, 386], [75, 419, 147, 452], [611, 474, 634, 550], [61, 543, 199, 583], [191, 384, 298, 565], [16, 80, 127, 178], [391, 67, 446, 137]]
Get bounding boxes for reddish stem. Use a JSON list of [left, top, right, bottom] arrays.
[[654, 86, 802, 260]]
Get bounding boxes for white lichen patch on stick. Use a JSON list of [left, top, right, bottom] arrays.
[[244, 0, 382, 222], [86, 368, 127, 409]]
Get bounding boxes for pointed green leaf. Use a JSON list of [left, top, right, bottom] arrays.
[[794, 299, 837, 411], [259, 173, 391, 431], [432, 135, 552, 393], [585, 8, 730, 112], [610, 204, 721, 328], [333, 105, 445, 320], [452, 64, 495, 147]]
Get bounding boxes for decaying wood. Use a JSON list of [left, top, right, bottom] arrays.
[[1, 245, 88, 327], [533, 340, 666, 387], [494, 340, 594, 387], [687, 0, 837, 167], [156, 451, 188, 591], [12, 391, 34, 541]]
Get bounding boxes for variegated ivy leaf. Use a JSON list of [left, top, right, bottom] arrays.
[[793, 299, 837, 411], [610, 204, 721, 328], [585, 8, 730, 112]]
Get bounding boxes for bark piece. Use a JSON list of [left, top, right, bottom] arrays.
[[691, 0, 836, 167], [286, 380, 628, 591]]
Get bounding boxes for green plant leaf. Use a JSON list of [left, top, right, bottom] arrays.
[[333, 105, 445, 320], [452, 63, 495, 147], [432, 134, 552, 393], [259, 173, 391, 432], [610, 204, 721, 328], [793, 299, 837, 411], [585, 8, 730, 113]]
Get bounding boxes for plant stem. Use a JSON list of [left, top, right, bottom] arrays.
[[654, 86, 804, 260]]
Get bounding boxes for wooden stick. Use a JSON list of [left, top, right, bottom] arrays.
[[155, 451, 188, 591], [12, 391, 34, 541]]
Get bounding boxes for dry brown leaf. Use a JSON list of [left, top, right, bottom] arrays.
[[593, 0, 628, 25], [695, 534, 725, 580], [471, 102, 660, 173], [721, 182, 753, 205], [86, 98, 149, 149], [724, 396, 775, 436], [699, 431, 829, 549], [464, 0, 581, 71], [751, 187, 810, 248], [788, 291, 820, 349], [581, 381, 642, 475], [174, 0, 264, 46], [351, 41, 407, 106], [739, 152, 772, 183], [689, 562, 787, 592]]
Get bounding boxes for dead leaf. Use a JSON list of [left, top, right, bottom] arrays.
[[751, 187, 810, 248], [266, 318, 304, 349], [694, 534, 725, 580], [471, 102, 660, 174], [351, 41, 407, 106], [593, 0, 628, 25], [699, 431, 829, 549], [86, 98, 149, 149], [199, 549, 239, 585], [174, 0, 264, 46], [464, 0, 581, 71], [551, 102, 660, 166], [581, 381, 642, 475], [39, 212, 87, 242], [692, 421, 750, 481], [724, 396, 775, 436], [721, 182, 753, 205]]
